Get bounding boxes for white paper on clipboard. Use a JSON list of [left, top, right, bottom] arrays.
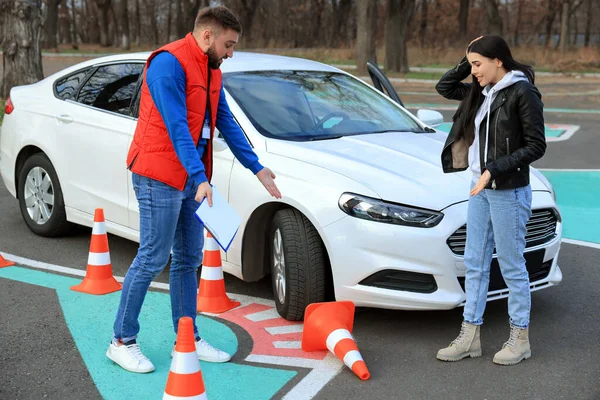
[[194, 185, 241, 252]]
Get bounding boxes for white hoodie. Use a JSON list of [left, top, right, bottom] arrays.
[[468, 70, 529, 181]]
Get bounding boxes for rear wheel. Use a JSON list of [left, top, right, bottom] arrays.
[[270, 209, 327, 321], [18, 153, 72, 237]]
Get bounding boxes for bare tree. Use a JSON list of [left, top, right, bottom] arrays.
[[584, 0, 592, 47], [236, 0, 259, 45], [95, 0, 111, 46], [458, 0, 469, 39], [483, 0, 503, 36], [356, 0, 377, 75], [385, 0, 416, 73], [71, 0, 79, 49], [544, 0, 558, 46], [419, 0, 428, 47], [134, 0, 141, 46], [559, 0, 569, 51], [44, 0, 61, 48], [118, 0, 130, 49], [1, 0, 44, 98], [329, 0, 354, 47]]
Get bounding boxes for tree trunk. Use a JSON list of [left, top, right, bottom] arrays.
[[384, 0, 416, 73], [183, 0, 206, 36], [150, 0, 159, 45], [458, 0, 469, 40], [135, 0, 141, 46], [356, 0, 377, 75], [545, 0, 557, 46], [176, 0, 185, 39], [58, 1, 70, 45], [419, 0, 428, 47], [71, 0, 79, 49], [483, 0, 503, 36], [513, 0, 524, 46], [329, 0, 354, 48], [44, 0, 61, 49], [237, 0, 259, 45], [119, 0, 130, 49], [584, 0, 592, 47], [559, 0, 570, 51], [0, 0, 44, 98], [96, 0, 112, 47], [167, 0, 173, 41]]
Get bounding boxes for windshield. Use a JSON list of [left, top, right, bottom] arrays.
[[223, 71, 425, 141]]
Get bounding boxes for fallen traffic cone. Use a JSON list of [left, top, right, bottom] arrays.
[[0, 254, 15, 268], [71, 208, 121, 295], [164, 316, 207, 400], [302, 301, 370, 380], [196, 231, 240, 313]]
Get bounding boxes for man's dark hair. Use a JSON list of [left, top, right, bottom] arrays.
[[194, 5, 242, 35]]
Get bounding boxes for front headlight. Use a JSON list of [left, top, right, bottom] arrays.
[[531, 169, 556, 201], [338, 193, 444, 228]]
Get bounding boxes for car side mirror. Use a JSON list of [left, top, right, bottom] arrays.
[[213, 135, 229, 152], [417, 109, 444, 128]]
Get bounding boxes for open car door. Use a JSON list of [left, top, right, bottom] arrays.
[[367, 60, 404, 107]]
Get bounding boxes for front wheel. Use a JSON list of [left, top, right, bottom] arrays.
[[18, 153, 72, 237], [270, 209, 327, 321]]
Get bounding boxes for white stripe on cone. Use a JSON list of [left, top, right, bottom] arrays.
[[342, 349, 364, 369], [92, 222, 107, 235], [87, 252, 111, 266], [204, 237, 220, 251], [200, 266, 224, 281], [163, 392, 207, 400], [169, 351, 201, 374], [325, 329, 353, 354]]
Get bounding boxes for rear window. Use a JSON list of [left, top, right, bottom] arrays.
[[55, 70, 89, 100], [77, 63, 144, 116]]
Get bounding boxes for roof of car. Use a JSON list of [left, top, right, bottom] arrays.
[[68, 51, 342, 74]]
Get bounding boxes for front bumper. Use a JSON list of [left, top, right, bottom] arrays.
[[322, 191, 562, 310]]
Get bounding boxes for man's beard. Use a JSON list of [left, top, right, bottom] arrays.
[[207, 45, 222, 70]]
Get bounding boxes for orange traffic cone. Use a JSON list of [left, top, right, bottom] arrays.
[[196, 231, 240, 313], [164, 316, 207, 400], [71, 208, 121, 295], [0, 254, 15, 268], [302, 301, 370, 381]]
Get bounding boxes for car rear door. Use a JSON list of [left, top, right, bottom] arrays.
[[55, 61, 144, 227]]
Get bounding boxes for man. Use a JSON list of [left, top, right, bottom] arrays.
[[106, 5, 282, 373]]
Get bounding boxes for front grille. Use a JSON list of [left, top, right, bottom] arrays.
[[447, 208, 559, 256], [457, 254, 552, 292]]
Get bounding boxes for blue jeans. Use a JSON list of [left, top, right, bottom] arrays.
[[113, 173, 204, 341], [463, 183, 532, 328]]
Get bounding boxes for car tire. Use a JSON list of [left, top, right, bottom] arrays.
[[18, 153, 72, 237], [270, 208, 327, 321]]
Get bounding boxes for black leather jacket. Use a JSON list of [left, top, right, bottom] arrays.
[[437, 57, 546, 190]]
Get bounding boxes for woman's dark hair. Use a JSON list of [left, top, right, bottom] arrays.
[[453, 35, 534, 145]]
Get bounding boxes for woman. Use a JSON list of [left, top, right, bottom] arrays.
[[435, 35, 546, 365]]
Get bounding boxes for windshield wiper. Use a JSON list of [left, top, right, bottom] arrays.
[[308, 135, 343, 141], [371, 128, 434, 134]]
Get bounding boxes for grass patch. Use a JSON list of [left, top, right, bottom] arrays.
[[0, 98, 4, 125]]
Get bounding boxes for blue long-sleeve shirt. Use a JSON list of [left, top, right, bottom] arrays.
[[146, 51, 263, 186]]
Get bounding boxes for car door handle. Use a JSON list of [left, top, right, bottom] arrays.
[[55, 114, 74, 123]]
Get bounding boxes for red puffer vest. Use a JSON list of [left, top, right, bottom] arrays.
[[126, 33, 222, 190]]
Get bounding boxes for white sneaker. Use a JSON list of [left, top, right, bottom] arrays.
[[171, 338, 232, 363], [106, 340, 155, 373]]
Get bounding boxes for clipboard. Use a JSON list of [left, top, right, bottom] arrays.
[[194, 185, 242, 252]]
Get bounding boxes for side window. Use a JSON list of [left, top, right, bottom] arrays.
[[77, 63, 144, 116], [55, 70, 89, 100]]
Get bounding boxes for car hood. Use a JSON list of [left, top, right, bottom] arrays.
[[266, 131, 548, 211]]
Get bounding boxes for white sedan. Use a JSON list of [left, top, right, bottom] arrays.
[[0, 52, 563, 320]]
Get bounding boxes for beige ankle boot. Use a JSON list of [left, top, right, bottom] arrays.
[[493, 325, 531, 365], [437, 321, 482, 361]]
